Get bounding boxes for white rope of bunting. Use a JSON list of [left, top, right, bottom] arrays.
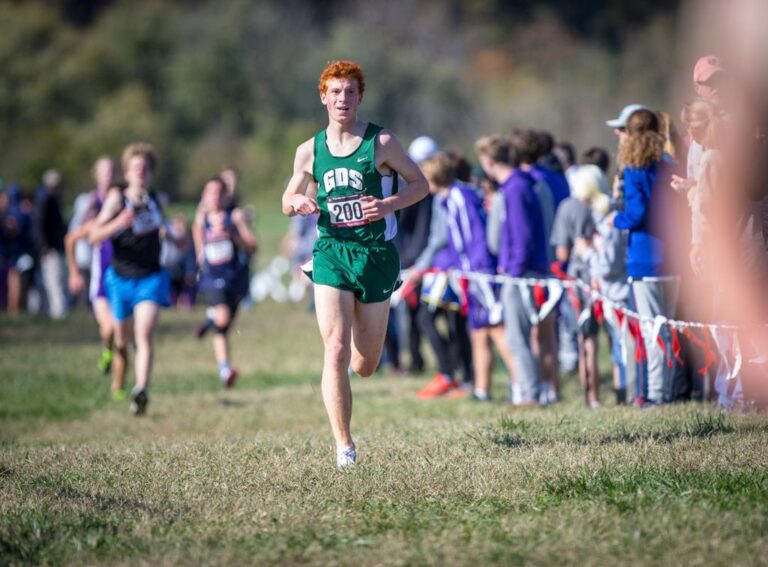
[[451, 269, 768, 331], [448, 269, 768, 379]]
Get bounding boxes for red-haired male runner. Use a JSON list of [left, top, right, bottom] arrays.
[[281, 60, 428, 469]]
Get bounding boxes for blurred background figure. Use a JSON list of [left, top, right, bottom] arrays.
[[1, 184, 34, 314], [582, 169, 631, 405], [161, 213, 195, 309], [67, 191, 93, 308], [35, 168, 68, 319], [413, 151, 474, 398], [65, 158, 117, 374], [220, 168, 240, 208], [553, 141, 578, 183], [195, 167, 257, 335], [480, 135, 550, 405], [669, 0, 768, 408], [550, 165, 599, 407], [281, 210, 318, 309], [609, 108, 680, 406], [511, 129, 561, 403], [396, 135, 438, 375], [66, 156, 115, 310], [580, 147, 611, 175], [194, 176, 257, 387]]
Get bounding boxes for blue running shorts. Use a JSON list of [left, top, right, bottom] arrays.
[[105, 266, 171, 321]]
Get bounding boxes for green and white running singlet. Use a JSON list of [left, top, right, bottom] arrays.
[[307, 122, 401, 303], [313, 122, 398, 242]]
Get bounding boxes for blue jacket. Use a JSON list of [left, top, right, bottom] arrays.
[[613, 162, 670, 278], [530, 164, 570, 212]]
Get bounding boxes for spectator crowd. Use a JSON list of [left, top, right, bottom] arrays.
[[386, 54, 767, 410]]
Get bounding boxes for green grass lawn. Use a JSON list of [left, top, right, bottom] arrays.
[[2, 304, 767, 566]]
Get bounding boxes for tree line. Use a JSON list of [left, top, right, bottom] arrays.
[[0, 0, 680, 205]]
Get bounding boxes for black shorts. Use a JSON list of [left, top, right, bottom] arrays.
[[199, 270, 249, 311]]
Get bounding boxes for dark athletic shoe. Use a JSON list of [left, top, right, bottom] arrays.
[[471, 392, 492, 402], [222, 368, 239, 389], [195, 320, 212, 340], [130, 388, 149, 416]]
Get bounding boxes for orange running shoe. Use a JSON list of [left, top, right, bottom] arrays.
[[417, 373, 458, 399], [443, 383, 472, 399]]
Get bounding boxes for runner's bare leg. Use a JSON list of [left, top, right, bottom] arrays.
[[315, 284, 356, 449]]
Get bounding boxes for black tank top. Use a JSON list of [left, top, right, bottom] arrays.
[[110, 191, 164, 278]]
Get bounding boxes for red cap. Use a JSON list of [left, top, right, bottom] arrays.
[[693, 55, 724, 84]]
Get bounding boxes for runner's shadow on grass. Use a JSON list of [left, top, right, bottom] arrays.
[[486, 412, 766, 448], [489, 428, 739, 449], [11, 469, 189, 519]]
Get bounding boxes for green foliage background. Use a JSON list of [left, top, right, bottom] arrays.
[[0, 0, 681, 205]]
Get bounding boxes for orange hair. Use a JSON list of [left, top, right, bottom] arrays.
[[318, 60, 365, 96]]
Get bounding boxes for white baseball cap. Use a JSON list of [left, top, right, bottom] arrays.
[[606, 104, 649, 129], [408, 136, 439, 164]]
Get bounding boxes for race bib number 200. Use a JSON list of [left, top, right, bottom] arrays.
[[328, 194, 370, 228]]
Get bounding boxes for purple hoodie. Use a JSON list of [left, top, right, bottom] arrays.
[[497, 170, 550, 277], [444, 182, 496, 273]]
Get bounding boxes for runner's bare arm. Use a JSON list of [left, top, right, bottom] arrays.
[[65, 221, 93, 294], [362, 130, 428, 221], [65, 222, 92, 275], [192, 208, 205, 264], [282, 140, 320, 217], [89, 188, 133, 245], [231, 208, 258, 255]]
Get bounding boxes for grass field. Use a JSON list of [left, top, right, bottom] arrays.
[[2, 302, 767, 567]]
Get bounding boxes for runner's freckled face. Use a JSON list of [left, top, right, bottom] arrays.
[[321, 78, 362, 125]]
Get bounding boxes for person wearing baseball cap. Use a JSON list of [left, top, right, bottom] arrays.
[[606, 104, 650, 130], [407, 135, 439, 164], [398, 134, 440, 375], [693, 55, 725, 103], [671, 55, 727, 211]]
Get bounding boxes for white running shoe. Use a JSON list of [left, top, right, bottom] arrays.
[[547, 388, 559, 405], [510, 381, 522, 405], [336, 446, 357, 470]]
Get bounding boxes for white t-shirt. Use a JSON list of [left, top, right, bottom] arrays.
[[687, 139, 704, 182]]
